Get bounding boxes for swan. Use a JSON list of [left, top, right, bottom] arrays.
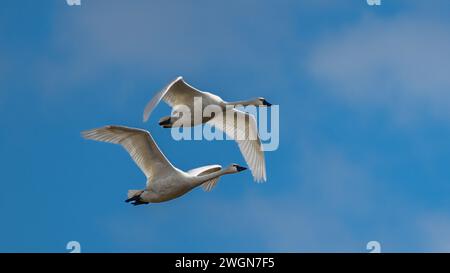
[[142, 76, 271, 182], [82, 125, 247, 205]]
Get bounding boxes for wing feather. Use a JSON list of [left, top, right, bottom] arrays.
[[188, 165, 222, 192], [143, 76, 206, 122], [82, 125, 175, 181], [207, 109, 267, 182]]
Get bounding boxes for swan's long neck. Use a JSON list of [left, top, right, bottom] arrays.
[[225, 99, 258, 107], [191, 168, 231, 186]]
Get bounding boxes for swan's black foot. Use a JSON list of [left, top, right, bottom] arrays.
[[125, 196, 149, 206], [131, 200, 149, 206]]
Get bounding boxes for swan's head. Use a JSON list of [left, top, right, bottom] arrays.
[[230, 163, 247, 173], [256, 97, 272, 107]]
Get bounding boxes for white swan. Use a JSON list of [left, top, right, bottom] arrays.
[[82, 125, 247, 205], [142, 76, 271, 182]]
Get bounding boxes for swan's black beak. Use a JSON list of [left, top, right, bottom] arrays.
[[158, 116, 172, 128], [262, 99, 272, 107], [236, 165, 247, 172]]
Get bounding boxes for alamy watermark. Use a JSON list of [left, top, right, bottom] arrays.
[[66, 0, 81, 6], [163, 98, 279, 152], [366, 241, 381, 253], [65, 240, 380, 252], [367, 0, 381, 6], [66, 0, 380, 7], [66, 241, 81, 253]]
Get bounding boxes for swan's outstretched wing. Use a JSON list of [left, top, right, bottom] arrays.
[[82, 126, 175, 181], [207, 109, 266, 182], [143, 76, 206, 122], [188, 165, 222, 192]]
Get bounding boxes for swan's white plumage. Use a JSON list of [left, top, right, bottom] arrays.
[[82, 126, 243, 203], [82, 126, 175, 181], [187, 165, 222, 176], [188, 165, 222, 192], [207, 109, 266, 182], [142, 77, 268, 182], [143, 76, 206, 122]]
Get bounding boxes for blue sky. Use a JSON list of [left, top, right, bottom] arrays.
[[2, 0, 450, 252]]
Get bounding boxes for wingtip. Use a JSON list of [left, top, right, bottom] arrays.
[[254, 177, 267, 183], [143, 114, 149, 123], [253, 172, 267, 183], [142, 102, 152, 123], [80, 129, 93, 139]]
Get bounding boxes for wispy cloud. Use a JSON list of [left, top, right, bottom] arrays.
[[309, 14, 450, 123], [419, 213, 450, 252], [37, 0, 301, 99]]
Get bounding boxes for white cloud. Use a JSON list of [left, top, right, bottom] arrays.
[[309, 14, 450, 122], [418, 213, 450, 252], [37, 0, 299, 98]]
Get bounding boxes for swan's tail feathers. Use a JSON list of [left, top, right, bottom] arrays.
[[127, 190, 144, 200], [125, 190, 148, 206]]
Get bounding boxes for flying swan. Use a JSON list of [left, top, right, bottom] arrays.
[[142, 76, 271, 182], [82, 125, 247, 205]]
